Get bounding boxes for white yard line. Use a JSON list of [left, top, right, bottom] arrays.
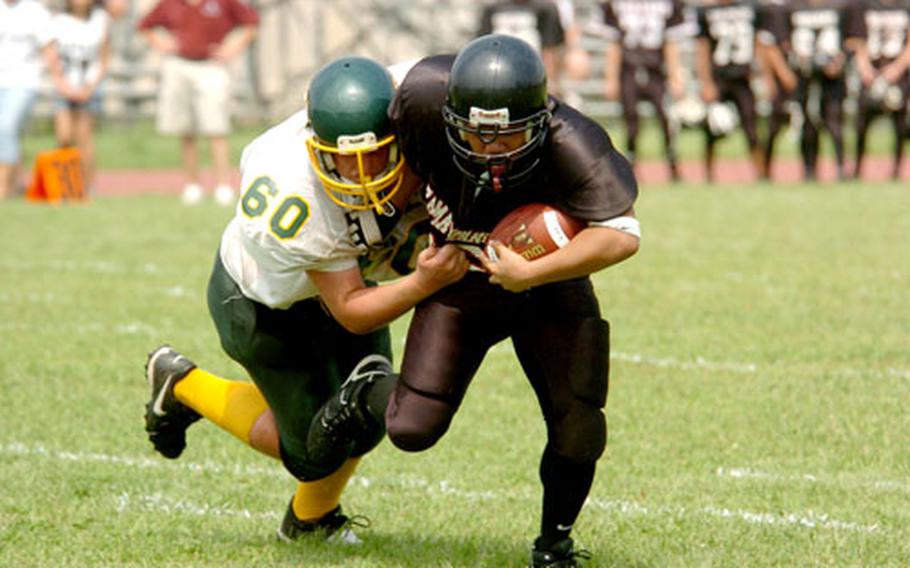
[[116, 492, 279, 520], [1, 442, 286, 479], [0, 259, 160, 274], [1, 442, 885, 535], [0, 321, 160, 335], [586, 499, 879, 534], [610, 351, 759, 373], [716, 466, 910, 493]]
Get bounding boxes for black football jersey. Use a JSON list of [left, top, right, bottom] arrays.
[[697, 1, 758, 79], [769, 0, 851, 76], [389, 55, 638, 261], [845, 0, 910, 66], [597, 0, 695, 70], [756, 0, 789, 47], [478, 0, 565, 51]]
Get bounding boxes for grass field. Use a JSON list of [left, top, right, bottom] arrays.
[[1, 180, 908, 567]]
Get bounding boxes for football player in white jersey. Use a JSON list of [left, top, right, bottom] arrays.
[[142, 56, 468, 542]]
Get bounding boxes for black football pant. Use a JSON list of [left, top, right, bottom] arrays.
[[620, 63, 677, 174], [854, 75, 910, 179], [705, 75, 760, 178], [386, 272, 610, 544], [763, 77, 792, 179], [796, 74, 846, 179]]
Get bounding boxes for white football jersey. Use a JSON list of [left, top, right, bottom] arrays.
[[0, 0, 54, 89], [52, 8, 110, 88], [219, 106, 429, 310]]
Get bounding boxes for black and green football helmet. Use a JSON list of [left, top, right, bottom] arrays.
[[443, 34, 551, 192], [306, 56, 403, 212]]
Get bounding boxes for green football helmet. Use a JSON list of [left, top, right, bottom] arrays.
[[306, 56, 403, 212]]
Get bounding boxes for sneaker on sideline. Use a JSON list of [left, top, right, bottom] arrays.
[[214, 184, 235, 206], [181, 183, 204, 205]]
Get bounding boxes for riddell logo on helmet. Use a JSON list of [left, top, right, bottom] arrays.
[[469, 107, 510, 126]]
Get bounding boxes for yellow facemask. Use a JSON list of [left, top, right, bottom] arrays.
[[306, 132, 404, 213]]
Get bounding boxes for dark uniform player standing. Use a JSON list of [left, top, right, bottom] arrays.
[[596, 0, 695, 181], [756, 0, 799, 180], [771, 0, 851, 181], [695, 0, 764, 181], [845, 0, 910, 180], [380, 35, 639, 567], [478, 0, 566, 95]]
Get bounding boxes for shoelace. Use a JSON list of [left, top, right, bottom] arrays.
[[350, 366, 389, 384], [325, 512, 371, 536], [535, 546, 593, 567], [572, 549, 592, 560], [564, 547, 592, 567], [344, 514, 372, 531]]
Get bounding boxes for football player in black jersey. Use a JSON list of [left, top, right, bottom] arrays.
[[478, 0, 567, 95], [770, 0, 851, 181], [597, 0, 695, 182], [695, 0, 764, 181], [845, 0, 910, 180], [384, 34, 640, 567], [756, 0, 799, 180]]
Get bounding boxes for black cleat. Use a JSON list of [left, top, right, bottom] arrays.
[[529, 538, 592, 567], [307, 354, 392, 465], [144, 345, 201, 459], [277, 501, 368, 544]]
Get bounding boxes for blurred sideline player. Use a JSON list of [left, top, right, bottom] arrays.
[[142, 57, 467, 542], [596, 0, 696, 182], [772, 0, 851, 181], [756, 0, 799, 180], [323, 34, 639, 566], [845, 0, 910, 180], [694, 0, 764, 182], [550, 0, 592, 105], [478, 0, 567, 95]]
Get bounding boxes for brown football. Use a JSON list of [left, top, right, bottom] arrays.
[[486, 203, 586, 261]]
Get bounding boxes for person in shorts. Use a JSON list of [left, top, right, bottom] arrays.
[[137, 0, 259, 205]]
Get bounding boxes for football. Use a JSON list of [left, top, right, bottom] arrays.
[[486, 203, 586, 261]]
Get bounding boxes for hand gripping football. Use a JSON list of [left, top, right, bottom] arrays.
[[486, 203, 586, 261]]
